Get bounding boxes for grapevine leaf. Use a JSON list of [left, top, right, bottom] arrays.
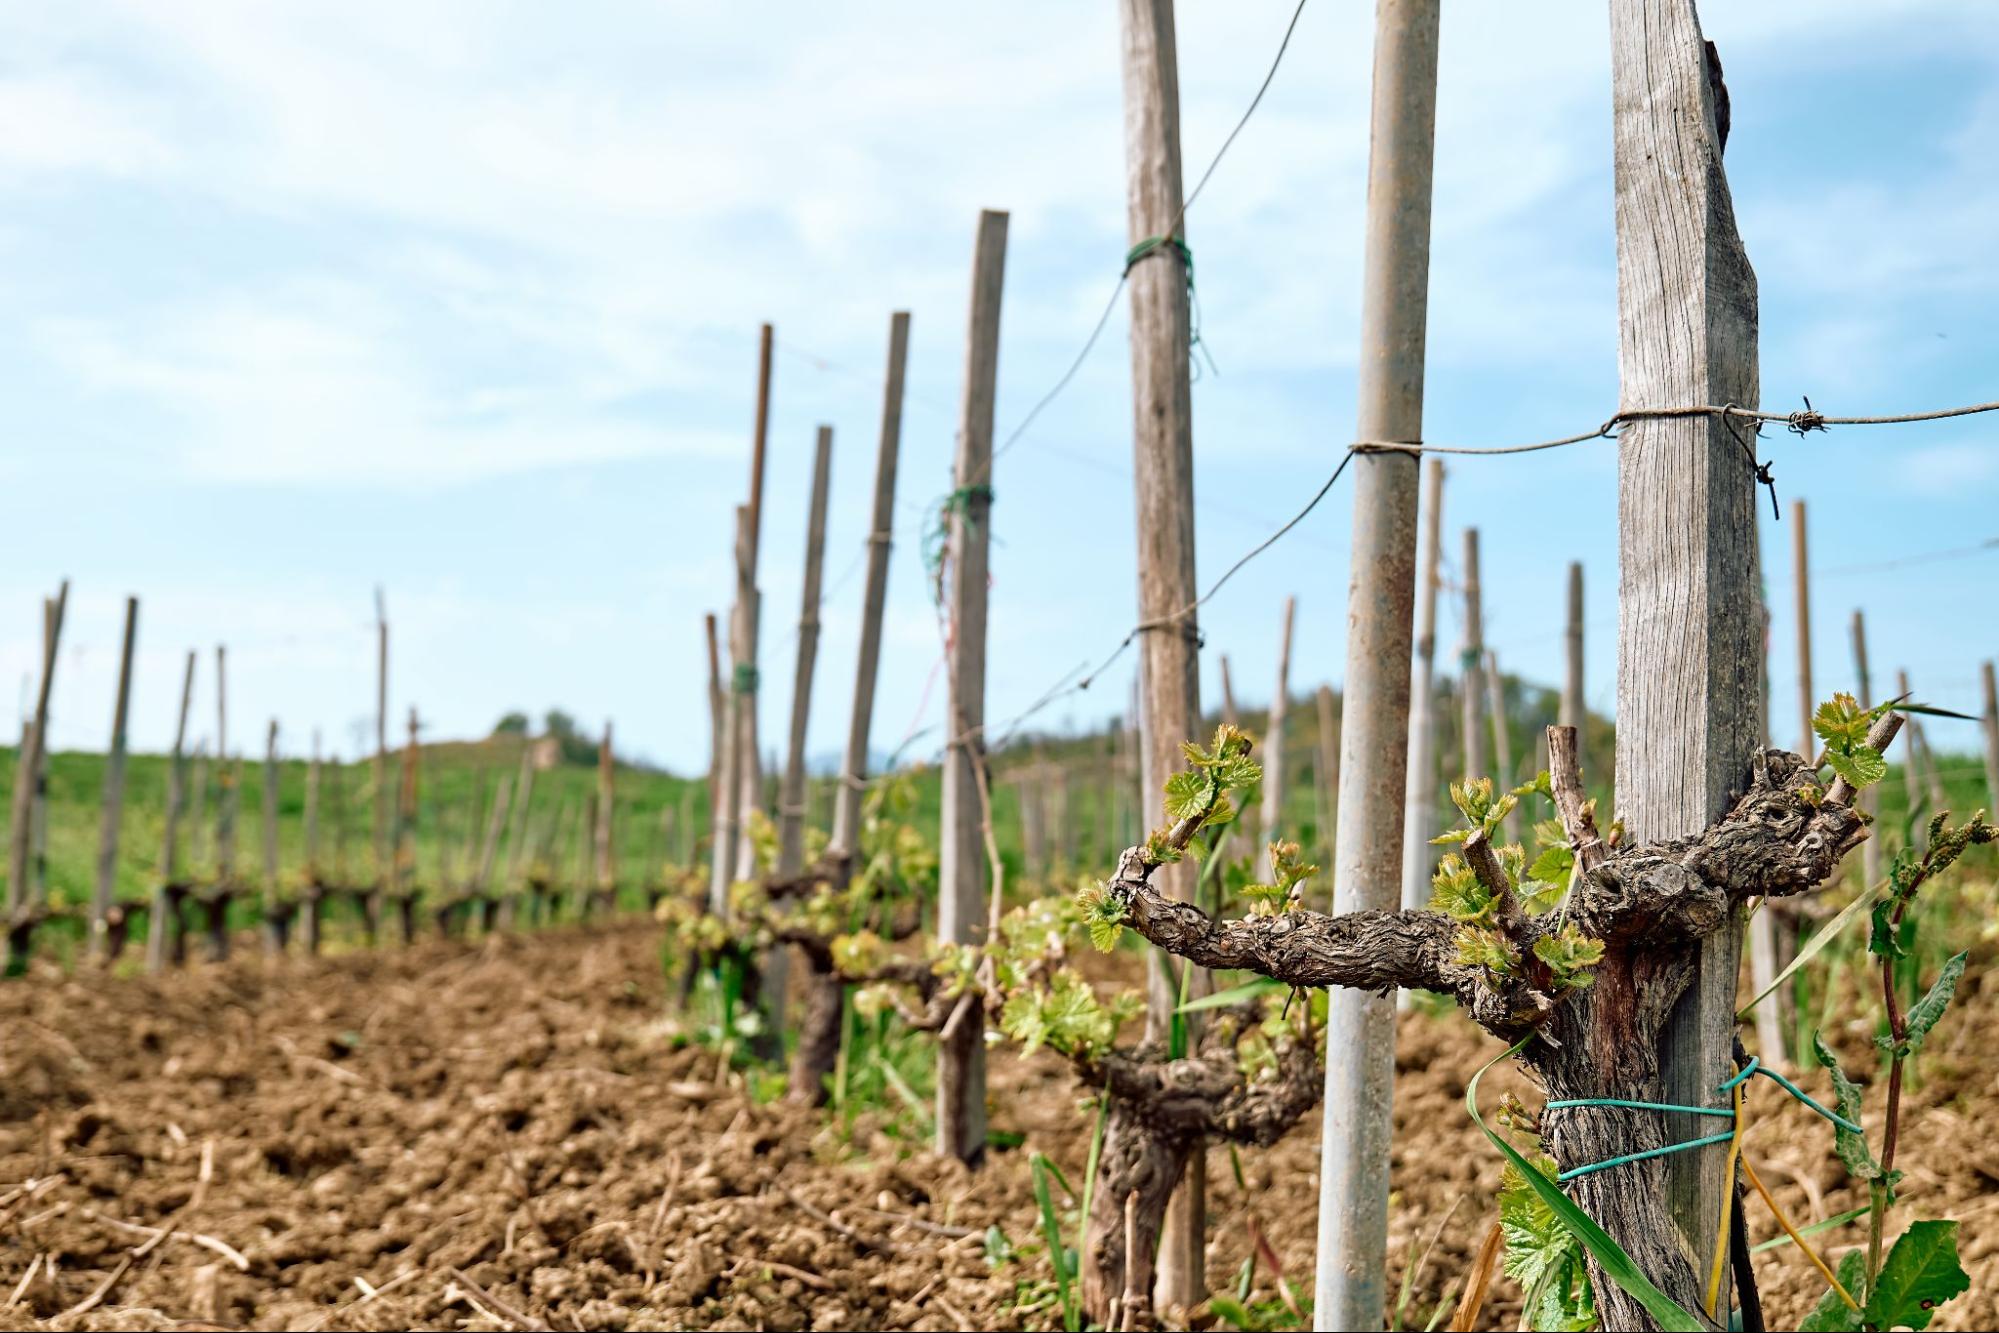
[[1813, 693, 1870, 749], [1895, 950, 1968, 1057], [1796, 1250, 1866, 1331], [1811, 1031, 1883, 1183], [1163, 770, 1211, 821], [1499, 1155, 1578, 1296], [1824, 744, 1887, 791], [1533, 926, 1606, 990], [1527, 843, 1574, 887], [1863, 1220, 1969, 1331]]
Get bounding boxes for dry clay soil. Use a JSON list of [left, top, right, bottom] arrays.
[[2, 926, 1996, 1331]]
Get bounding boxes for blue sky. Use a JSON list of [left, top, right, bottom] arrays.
[[3, 1, 1996, 776]]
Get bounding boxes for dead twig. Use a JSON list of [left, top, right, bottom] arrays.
[[730, 1256, 833, 1290], [777, 1188, 905, 1255], [859, 1205, 979, 1239], [447, 1267, 553, 1332], [56, 1253, 133, 1321]]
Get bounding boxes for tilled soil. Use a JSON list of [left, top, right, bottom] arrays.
[[1, 926, 1994, 1331]]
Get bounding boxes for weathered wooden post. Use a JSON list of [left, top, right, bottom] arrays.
[[778, 425, 835, 880], [372, 587, 388, 945], [731, 326, 777, 877], [1982, 659, 1999, 820], [1609, 0, 1760, 1319], [1562, 561, 1586, 733], [90, 595, 139, 962], [5, 581, 68, 974], [206, 644, 238, 962], [1459, 527, 1486, 782], [1118, 0, 1209, 1306], [1313, 0, 1437, 1324], [937, 207, 1007, 1167], [1400, 459, 1444, 912], [393, 706, 419, 943], [261, 719, 290, 954], [769, 423, 834, 1037], [1219, 655, 1240, 731], [711, 507, 754, 914], [1259, 598, 1296, 869], [595, 723, 616, 915], [473, 773, 513, 932], [1315, 685, 1340, 878], [148, 649, 197, 971], [302, 730, 324, 955]]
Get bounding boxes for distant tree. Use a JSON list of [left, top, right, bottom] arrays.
[[493, 711, 530, 736], [544, 709, 579, 742], [543, 709, 595, 766]]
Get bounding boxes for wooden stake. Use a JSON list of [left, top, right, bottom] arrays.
[[90, 595, 139, 962], [1981, 660, 1999, 821], [395, 706, 419, 943], [711, 507, 754, 914], [830, 315, 909, 865], [373, 588, 389, 928], [302, 730, 323, 955], [779, 425, 835, 878], [936, 207, 1007, 1168], [1898, 668, 1949, 816], [1259, 597, 1297, 870], [731, 326, 776, 878], [262, 719, 287, 954], [705, 612, 725, 819], [1459, 527, 1486, 782], [6, 581, 66, 918], [1219, 655, 1240, 730], [1119, 0, 1207, 1303], [1400, 459, 1445, 913], [1609, 2, 1760, 1318], [501, 735, 537, 923], [148, 649, 197, 972], [1314, 1, 1437, 1323], [1792, 500, 1813, 754]]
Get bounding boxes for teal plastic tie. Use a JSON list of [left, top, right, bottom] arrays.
[[1556, 1130, 1738, 1184], [1718, 1054, 1761, 1092], [1753, 1064, 1864, 1135]]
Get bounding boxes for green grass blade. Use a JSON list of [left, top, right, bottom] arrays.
[[1467, 1040, 1705, 1332], [1030, 1154, 1077, 1332], [1179, 976, 1286, 1013], [1738, 881, 1886, 1021], [1752, 1205, 1869, 1254]]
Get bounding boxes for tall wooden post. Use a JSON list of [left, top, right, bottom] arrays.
[[1850, 611, 1880, 894], [262, 719, 286, 954], [1219, 656, 1240, 730], [215, 645, 235, 889], [302, 730, 323, 955], [1610, 1, 1760, 1319], [596, 723, 616, 908], [1314, 2, 1437, 1324], [1459, 527, 1486, 782], [1981, 661, 1999, 820], [730, 326, 776, 877], [90, 595, 139, 961], [1119, 0, 1208, 1306], [829, 317, 908, 862], [148, 649, 197, 971], [711, 507, 754, 913], [6, 581, 67, 923], [1259, 597, 1297, 868], [937, 207, 1007, 1167], [779, 426, 835, 877], [1400, 459, 1444, 912], [1315, 685, 1340, 880], [395, 706, 419, 942], [1562, 561, 1586, 733], [372, 588, 389, 941], [501, 737, 537, 924]]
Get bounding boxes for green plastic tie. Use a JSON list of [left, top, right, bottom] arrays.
[[731, 664, 760, 694], [1752, 1063, 1864, 1135], [1123, 236, 1212, 375], [1557, 1130, 1738, 1184]]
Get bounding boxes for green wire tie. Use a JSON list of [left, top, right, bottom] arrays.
[[1548, 1054, 1858, 1184], [1123, 235, 1213, 375], [732, 664, 760, 694]]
